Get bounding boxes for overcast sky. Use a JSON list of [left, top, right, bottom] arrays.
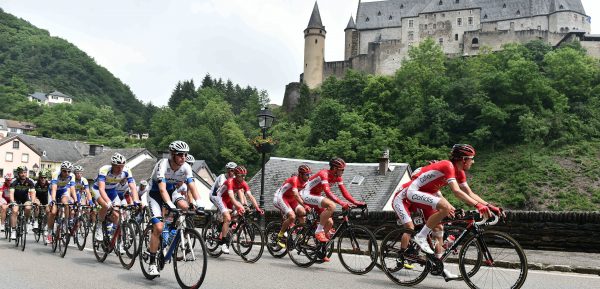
[[2, 0, 599, 106]]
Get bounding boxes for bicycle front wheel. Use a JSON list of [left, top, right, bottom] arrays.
[[92, 220, 109, 262], [337, 225, 378, 274], [60, 219, 70, 258], [20, 215, 27, 251], [173, 228, 208, 289], [265, 221, 288, 258], [75, 218, 88, 251], [236, 222, 264, 263], [379, 228, 430, 286], [459, 230, 528, 289], [118, 222, 138, 269]]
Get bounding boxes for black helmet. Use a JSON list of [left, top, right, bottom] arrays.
[[450, 144, 476, 159]]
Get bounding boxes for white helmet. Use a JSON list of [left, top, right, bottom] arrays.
[[73, 165, 84, 172], [225, 162, 237, 169], [169, 140, 189, 153], [140, 180, 148, 186], [61, 161, 74, 171], [186, 154, 196, 165], [111, 153, 126, 165]]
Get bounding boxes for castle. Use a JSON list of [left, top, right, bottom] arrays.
[[283, 0, 596, 111]]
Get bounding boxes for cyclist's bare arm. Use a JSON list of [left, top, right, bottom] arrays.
[[229, 190, 244, 211], [449, 181, 479, 206], [459, 183, 488, 205], [128, 182, 139, 203], [244, 191, 260, 210], [292, 188, 304, 206]]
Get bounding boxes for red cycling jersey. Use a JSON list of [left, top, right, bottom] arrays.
[[275, 175, 306, 200], [225, 178, 250, 199], [302, 169, 360, 206], [403, 160, 467, 195]]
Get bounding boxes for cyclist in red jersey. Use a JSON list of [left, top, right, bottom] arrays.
[[301, 157, 365, 243], [273, 165, 312, 248], [1, 173, 13, 232], [394, 144, 503, 258]]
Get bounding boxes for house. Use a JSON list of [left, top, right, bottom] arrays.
[[247, 155, 411, 212], [28, 90, 73, 105], [0, 135, 42, 179], [128, 132, 150, 140], [0, 119, 36, 137], [10, 133, 89, 173], [189, 160, 216, 186]]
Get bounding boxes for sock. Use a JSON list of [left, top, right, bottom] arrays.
[[316, 224, 324, 233], [277, 231, 285, 237], [149, 251, 156, 264], [417, 225, 432, 239]]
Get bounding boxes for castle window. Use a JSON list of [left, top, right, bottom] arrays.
[[538, 25, 542, 30], [378, 11, 382, 16], [389, 15, 393, 20], [559, 5, 564, 9], [400, 4, 404, 9], [409, 19, 414, 28], [439, 1, 443, 5], [315, 39, 318, 44], [503, 3, 506, 9], [366, 17, 370, 22], [484, 14, 488, 19], [442, 13, 445, 18], [433, 23, 437, 29], [457, 17, 463, 26], [439, 38, 444, 45], [456, 0, 460, 3], [408, 31, 414, 40], [468, 16, 473, 25], [516, 10, 520, 16], [455, 34, 459, 41], [560, 27, 564, 32], [472, 38, 479, 48]]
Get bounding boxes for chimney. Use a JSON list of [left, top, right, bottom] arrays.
[[89, 144, 104, 156], [378, 149, 390, 176]]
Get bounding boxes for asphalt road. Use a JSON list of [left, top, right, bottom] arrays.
[[1, 231, 598, 289]]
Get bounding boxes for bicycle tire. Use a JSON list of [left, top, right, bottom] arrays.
[[139, 225, 159, 280], [265, 221, 288, 258], [459, 230, 528, 289], [379, 228, 430, 286], [92, 220, 109, 262], [15, 211, 22, 247], [337, 224, 378, 275], [173, 228, 208, 289], [236, 222, 264, 263], [202, 219, 223, 258], [373, 224, 396, 271], [60, 218, 70, 258], [75, 217, 87, 251], [118, 222, 138, 269], [286, 224, 316, 268], [20, 214, 27, 251]]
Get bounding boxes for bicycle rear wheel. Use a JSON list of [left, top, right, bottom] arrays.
[[173, 228, 208, 289], [92, 220, 109, 262], [75, 217, 88, 251], [459, 230, 528, 289], [118, 222, 138, 269], [379, 228, 430, 286], [139, 225, 159, 280], [337, 225, 378, 275], [236, 222, 264, 263], [15, 212, 22, 247], [265, 221, 288, 258], [202, 219, 223, 258]]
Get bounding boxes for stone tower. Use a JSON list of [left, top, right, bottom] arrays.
[[344, 16, 356, 60], [303, 2, 326, 89]]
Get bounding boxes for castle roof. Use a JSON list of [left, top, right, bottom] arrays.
[[345, 15, 356, 30], [306, 2, 325, 30], [355, 0, 587, 29]]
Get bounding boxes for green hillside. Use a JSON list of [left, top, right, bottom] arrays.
[[0, 8, 147, 130]]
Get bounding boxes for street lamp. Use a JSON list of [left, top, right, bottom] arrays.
[[257, 107, 275, 228]]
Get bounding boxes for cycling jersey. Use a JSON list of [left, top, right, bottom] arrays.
[[10, 178, 35, 204], [51, 169, 75, 200], [93, 165, 134, 201], [74, 177, 89, 203], [300, 169, 359, 208], [210, 177, 250, 214], [34, 181, 50, 205], [274, 175, 306, 215], [1, 182, 11, 203], [148, 159, 194, 218]]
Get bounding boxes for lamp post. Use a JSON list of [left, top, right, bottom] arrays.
[[257, 107, 275, 228]]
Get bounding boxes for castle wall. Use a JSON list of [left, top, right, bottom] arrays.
[[323, 60, 352, 79], [581, 41, 600, 59], [282, 82, 301, 113], [373, 40, 408, 75], [418, 9, 481, 55], [549, 11, 590, 33], [358, 27, 403, 54], [495, 15, 549, 32], [463, 29, 569, 55]]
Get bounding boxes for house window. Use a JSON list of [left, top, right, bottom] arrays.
[[10, 128, 17, 133], [13, 141, 19, 149], [52, 96, 58, 100], [22, 153, 29, 163], [6, 152, 13, 162], [468, 16, 473, 25], [409, 19, 414, 28], [42, 151, 47, 157], [457, 18, 463, 26], [351, 176, 365, 185], [0, 125, 3, 129]]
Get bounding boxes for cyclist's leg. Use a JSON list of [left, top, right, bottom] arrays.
[[172, 191, 189, 210], [274, 196, 295, 235], [319, 198, 335, 234], [302, 192, 328, 233], [393, 192, 416, 249], [147, 191, 164, 275]]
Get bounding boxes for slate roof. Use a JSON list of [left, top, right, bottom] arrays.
[[29, 92, 47, 102], [8, 133, 88, 162], [306, 2, 325, 29], [5, 120, 36, 130], [345, 15, 356, 30], [74, 148, 154, 180], [47, 90, 72, 99], [247, 157, 410, 212], [354, 0, 587, 29]]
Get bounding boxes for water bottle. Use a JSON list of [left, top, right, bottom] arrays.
[[105, 223, 114, 236], [162, 226, 170, 247], [443, 235, 456, 249]]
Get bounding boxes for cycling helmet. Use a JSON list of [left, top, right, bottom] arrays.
[[329, 157, 346, 170], [16, 165, 27, 173], [111, 153, 126, 165], [450, 144, 476, 159], [3, 173, 13, 181], [411, 167, 422, 179], [39, 169, 51, 178], [168, 140, 190, 153], [225, 162, 238, 170], [186, 154, 196, 165], [233, 166, 247, 175], [139, 180, 148, 186], [73, 165, 84, 173], [61, 161, 74, 171], [298, 164, 312, 175]]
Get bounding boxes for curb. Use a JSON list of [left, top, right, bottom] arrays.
[[447, 258, 600, 276]]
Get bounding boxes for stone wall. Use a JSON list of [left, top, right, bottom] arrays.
[[281, 82, 301, 113]]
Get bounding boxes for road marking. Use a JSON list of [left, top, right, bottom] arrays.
[[529, 269, 600, 279]]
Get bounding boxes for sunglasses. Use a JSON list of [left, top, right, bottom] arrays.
[[62, 170, 71, 173], [174, 152, 188, 157], [237, 174, 247, 177]]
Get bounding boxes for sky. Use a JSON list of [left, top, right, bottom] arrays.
[[1, 0, 599, 106]]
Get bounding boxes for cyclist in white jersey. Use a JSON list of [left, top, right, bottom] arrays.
[[145, 141, 202, 276]]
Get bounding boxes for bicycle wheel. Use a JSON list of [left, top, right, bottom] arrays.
[[337, 225, 378, 275], [380, 228, 430, 286], [173, 228, 208, 289], [265, 221, 288, 258], [15, 213, 22, 247], [373, 224, 395, 271], [129, 220, 142, 257], [236, 222, 264, 263], [118, 222, 138, 269], [51, 222, 59, 252], [139, 225, 159, 280], [92, 220, 109, 262], [20, 214, 27, 251], [75, 218, 87, 251], [287, 224, 316, 268], [60, 219, 70, 258], [4, 217, 10, 240], [202, 219, 223, 258], [459, 230, 528, 289]]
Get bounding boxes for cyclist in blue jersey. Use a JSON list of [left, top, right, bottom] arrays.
[[47, 161, 78, 243]]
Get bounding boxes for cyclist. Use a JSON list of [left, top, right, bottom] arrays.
[[273, 165, 311, 248], [48, 161, 78, 243], [210, 161, 237, 197], [93, 153, 140, 241], [146, 141, 202, 276], [301, 157, 365, 245], [211, 165, 264, 254], [9, 166, 36, 239], [32, 169, 51, 238], [139, 180, 149, 208], [1, 173, 13, 232], [394, 144, 503, 273], [73, 165, 93, 207]]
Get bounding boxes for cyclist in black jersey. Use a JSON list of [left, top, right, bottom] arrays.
[[9, 166, 36, 240]]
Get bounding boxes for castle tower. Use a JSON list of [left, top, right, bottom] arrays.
[[303, 2, 326, 89], [344, 16, 356, 60]]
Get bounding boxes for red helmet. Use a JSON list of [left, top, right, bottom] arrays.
[[298, 165, 312, 175], [329, 157, 346, 170], [450, 144, 476, 159], [234, 166, 247, 175]]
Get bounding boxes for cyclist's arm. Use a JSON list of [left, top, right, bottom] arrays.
[[29, 186, 36, 203], [237, 189, 248, 206], [187, 181, 201, 207], [69, 186, 77, 203], [338, 183, 362, 205], [244, 190, 260, 210], [322, 183, 347, 207], [85, 187, 92, 202], [128, 181, 139, 203], [228, 189, 244, 210], [459, 182, 488, 205], [98, 181, 111, 204], [448, 181, 479, 206], [292, 188, 304, 206], [50, 184, 57, 203]]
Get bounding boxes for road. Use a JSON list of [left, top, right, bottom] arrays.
[[1, 232, 598, 289]]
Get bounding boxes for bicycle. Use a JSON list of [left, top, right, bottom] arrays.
[[265, 215, 292, 258], [14, 204, 29, 251], [92, 204, 138, 269], [139, 208, 208, 289], [286, 208, 333, 267], [50, 203, 70, 257], [74, 205, 93, 251], [288, 205, 378, 274], [203, 209, 265, 263], [379, 210, 528, 289], [32, 204, 49, 244], [4, 203, 14, 242]]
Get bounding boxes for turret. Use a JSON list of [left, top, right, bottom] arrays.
[[303, 2, 326, 89], [344, 16, 357, 60]]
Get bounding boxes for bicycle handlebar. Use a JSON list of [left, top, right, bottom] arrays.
[[475, 212, 500, 226]]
